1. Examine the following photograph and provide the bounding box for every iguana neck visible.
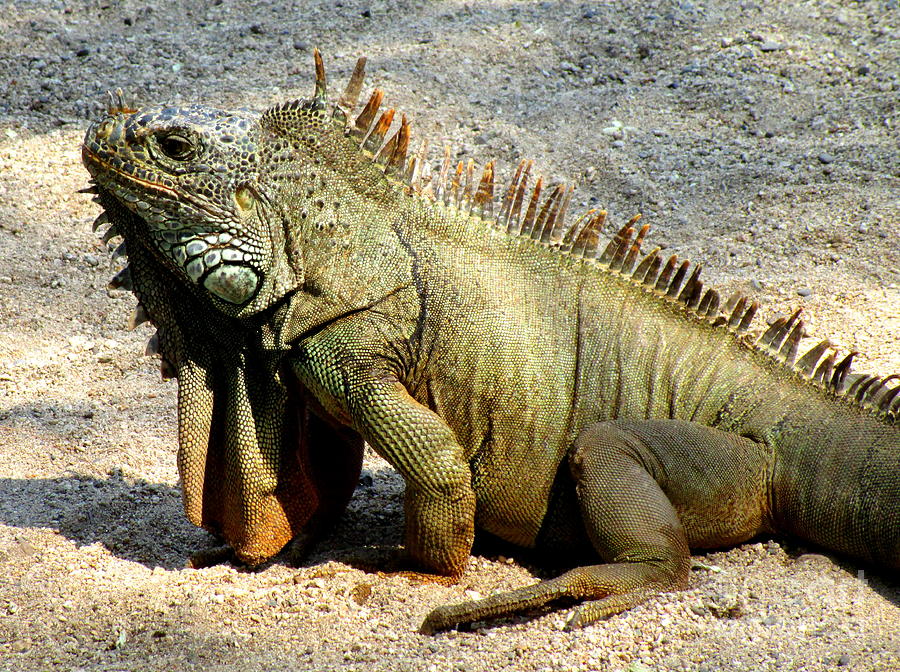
[271,166,422,345]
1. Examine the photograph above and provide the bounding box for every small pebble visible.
[817,152,835,164]
[797,287,812,297]
[759,41,784,52]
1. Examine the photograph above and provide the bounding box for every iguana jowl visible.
[81,51,900,632]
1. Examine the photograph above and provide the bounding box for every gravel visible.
[1,1,898,671]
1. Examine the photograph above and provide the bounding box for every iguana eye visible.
[156,133,196,161]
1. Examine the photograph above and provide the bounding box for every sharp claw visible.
[110,240,127,262]
[91,211,109,232]
[144,332,160,356]
[101,223,120,245]
[160,358,176,379]
[108,265,132,290]
[128,304,150,330]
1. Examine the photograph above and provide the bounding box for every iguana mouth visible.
[81,141,225,218]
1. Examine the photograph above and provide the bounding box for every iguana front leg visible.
[291,320,477,576]
[422,419,772,632]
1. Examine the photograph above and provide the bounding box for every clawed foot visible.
[379,569,458,587]
[186,544,235,569]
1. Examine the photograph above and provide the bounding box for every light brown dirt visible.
[1,1,898,670]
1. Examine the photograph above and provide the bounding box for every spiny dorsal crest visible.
[302,51,899,421]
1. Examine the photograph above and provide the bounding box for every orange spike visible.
[375,128,399,166]
[563,208,597,247]
[572,210,607,258]
[654,255,679,291]
[387,114,411,172]
[337,56,367,114]
[611,228,639,271]
[536,185,564,242]
[436,146,452,202]
[352,89,384,140]
[312,48,327,107]
[499,159,528,226]
[621,221,648,272]
[507,161,533,234]
[549,185,575,243]
[463,159,475,209]
[520,176,543,236]
[474,161,495,219]
[362,108,396,154]
[599,221,633,265]
[450,161,465,206]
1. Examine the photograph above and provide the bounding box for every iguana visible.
[80,51,900,633]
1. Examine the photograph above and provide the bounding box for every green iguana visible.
[80,51,899,633]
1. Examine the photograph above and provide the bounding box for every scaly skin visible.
[81,54,899,632]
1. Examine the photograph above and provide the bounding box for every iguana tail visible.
[770,406,900,568]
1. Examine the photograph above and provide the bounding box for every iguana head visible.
[82,54,415,330]
[82,101,282,311]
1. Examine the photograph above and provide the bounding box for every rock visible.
[817,152,835,164]
[759,41,785,52]
[797,287,812,297]
[705,592,746,618]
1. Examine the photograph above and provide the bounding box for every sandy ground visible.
[1,1,898,670]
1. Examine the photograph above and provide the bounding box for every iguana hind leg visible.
[422,419,773,633]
